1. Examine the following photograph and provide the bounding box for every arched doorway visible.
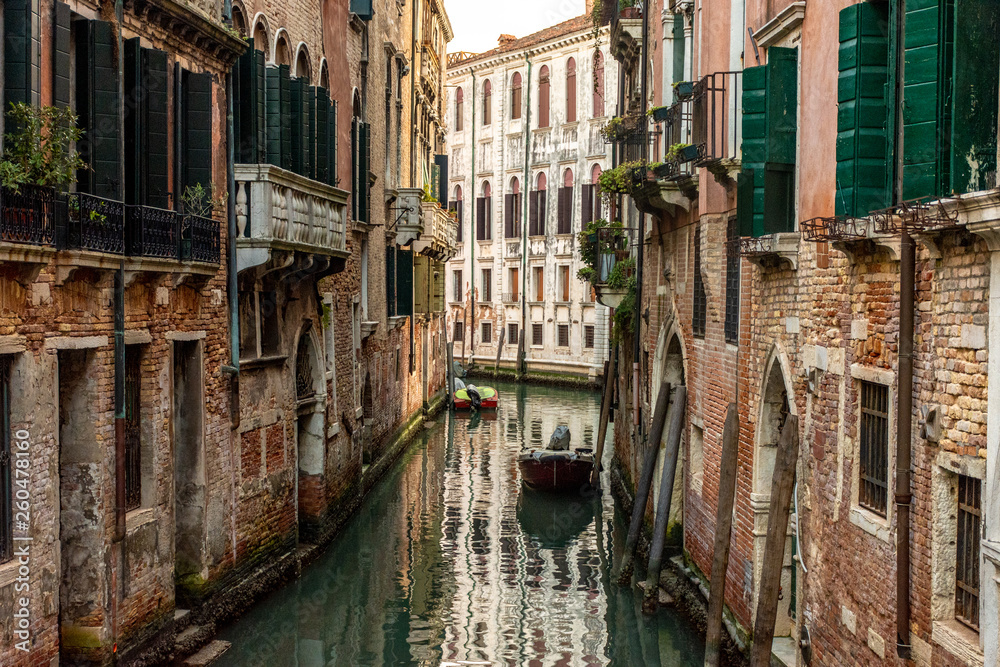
[652,327,686,548]
[295,328,324,535]
[753,351,797,640]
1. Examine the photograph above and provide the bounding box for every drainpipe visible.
[410,1,418,187]
[633,0,650,432]
[896,226,914,659]
[520,54,533,377]
[223,0,239,382]
[467,69,476,365]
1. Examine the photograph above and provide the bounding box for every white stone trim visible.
[44,336,108,350]
[847,364,896,541]
[0,335,27,355]
[754,2,806,50]
[166,330,207,341]
[124,330,152,345]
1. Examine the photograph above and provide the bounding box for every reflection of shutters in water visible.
[296,335,315,399]
[124,347,141,511]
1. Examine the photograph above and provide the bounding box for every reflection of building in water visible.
[437,398,608,664]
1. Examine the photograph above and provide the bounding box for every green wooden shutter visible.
[386,245,397,317]
[76,20,120,199]
[350,0,374,20]
[741,65,766,236]
[290,78,305,174]
[53,2,71,109]
[902,0,953,200]
[356,122,371,223]
[413,255,428,313]
[182,70,213,197]
[253,50,266,163]
[764,163,795,235]
[265,66,282,166]
[766,47,798,164]
[235,38,264,164]
[737,168,755,238]
[143,49,170,208]
[837,3,891,217]
[307,86,317,180]
[351,118,358,220]
[951,0,999,193]
[124,39,142,205]
[316,87,331,184]
[280,65,292,170]
[4,0,40,111]
[397,249,413,317]
[331,101,339,187]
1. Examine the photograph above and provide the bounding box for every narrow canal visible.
[216,382,704,666]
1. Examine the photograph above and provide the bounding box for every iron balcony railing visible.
[64,193,126,254]
[181,213,221,263]
[126,205,179,259]
[501,291,520,303]
[691,71,743,167]
[0,185,57,246]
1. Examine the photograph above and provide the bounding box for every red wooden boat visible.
[517,426,595,492]
[452,384,498,410]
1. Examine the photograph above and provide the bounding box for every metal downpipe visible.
[896,228,914,659]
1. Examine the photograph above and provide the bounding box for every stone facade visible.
[445,14,615,380]
[610,1,999,666]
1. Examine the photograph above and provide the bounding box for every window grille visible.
[693,225,706,338]
[955,474,981,631]
[481,321,492,344]
[481,269,492,302]
[532,323,543,346]
[124,346,142,511]
[584,325,595,349]
[453,270,463,302]
[859,381,889,515]
[725,216,740,344]
[0,358,11,563]
[557,324,569,347]
[453,320,464,342]
[508,323,519,346]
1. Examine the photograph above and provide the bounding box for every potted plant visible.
[647,105,672,123]
[649,161,673,179]
[619,0,641,18]
[667,142,699,163]
[672,80,694,99]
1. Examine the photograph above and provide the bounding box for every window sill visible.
[126,508,156,535]
[849,505,891,544]
[0,558,20,588]
[931,620,983,666]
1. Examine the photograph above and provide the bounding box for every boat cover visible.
[549,426,571,451]
[454,386,497,400]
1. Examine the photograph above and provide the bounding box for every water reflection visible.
[215,382,704,666]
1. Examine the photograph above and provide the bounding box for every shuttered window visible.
[124,40,169,208]
[234,38,266,164]
[738,47,797,238]
[836,3,892,217]
[511,72,522,120]
[290,79,308,176]
[396,249,413,317]
[725,216,740,344]
[476,196,491,240]
[584,325,595,349]
[481,321,492,344]
[4,0,40,110]
[181,69,214,200]
[693,225,706,338]
[508,323,519,346]
[566,58,577,123]
[529,190,546,236]
[532,323,543,346]
[455,88,464,132]
[52,2,71,109]
[350,0,374,20]
[482,80,492,126]
[75,19,120,199]
[557,187,573,234]
[557,324,569,348]
[352,118,371,224]
[453,270,463,302]
[538,66,550,128]
[386,246,397,317]
[481,268,492,302]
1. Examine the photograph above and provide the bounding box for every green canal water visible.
[216,382,705,666]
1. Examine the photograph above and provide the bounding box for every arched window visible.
[511,72,522,120]
[451,185,464,242]
[530,172,547,236]
[538,66,550,128]
[583,164,602,225]
[558,168,574,234]
[295,46,311,81]
[232,6,248,37]
[319,60,329,89]
[455,87,464,132]
[566,58,577,123]
[593,51,605,117]
[253,19,270,60]
[482,80,492,125]
[477,181,492,240]
[274,32,290,66]
[505,176,522,237]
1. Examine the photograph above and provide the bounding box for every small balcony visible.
[412,201,458,261]
[502,291,520,304]
[235,163,349,276]
[611,4,644,67]
[691,71,743,183]
[394,188,425,246]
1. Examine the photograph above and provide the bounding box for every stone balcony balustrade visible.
[412,201,458,260]
[235,163,350,276]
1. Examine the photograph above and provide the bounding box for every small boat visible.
[518,426,595,493]
[452,380,499,410]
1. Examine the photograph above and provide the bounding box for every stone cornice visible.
[753,1,806,50]
[446,26,609,76]
[127,0,247,67]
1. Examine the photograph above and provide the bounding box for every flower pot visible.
[679,144,700,162]
[673,81,694,99]
[652,163,673,178]
[595,285,628,309]
[620,7,641,19]
[650,106,671,123]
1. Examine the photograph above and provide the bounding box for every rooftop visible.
[446,14,597,70]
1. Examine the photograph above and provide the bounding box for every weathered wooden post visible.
[590,357,616,489]
[446,341,455,409]
[617,380,672,586]
[642,386,687,613]
[749,415,800,667]
[704,402,740,667]
[494,325,505,376]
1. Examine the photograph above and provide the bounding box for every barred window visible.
[557,324,569,347]
[584,325,595,349]
[481,321,492,344]
[859,381,889,515]
[453,270,463,303]
[693,225,706,338]
[0,358,11,563]
[453,320,464,342]
[124,345,142,511]
[725,216,740,344]
[508,323,519,346]
[955,475,981,631]
[481,268,492,302]
[532,323,543,346]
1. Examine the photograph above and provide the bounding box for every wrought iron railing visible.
[126,205,179,259]
[0,185,57,246]
[800,215,868,243]
[692,71,742,166]
[501,291,520,303]
[181,214,221,263]
[64,193,125,254]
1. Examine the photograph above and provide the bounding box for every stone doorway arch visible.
[294,325,325,535]
[651,322,686,547]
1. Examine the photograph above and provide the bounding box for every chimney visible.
[498,34,516,46]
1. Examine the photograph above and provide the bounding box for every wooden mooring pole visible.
[617,380,672,586]
[704,403,740,667]
[446,342,455,410]
[493,326,505,377]
[590,357,616,489]
[642,385,687,613]
[749,415,800,667]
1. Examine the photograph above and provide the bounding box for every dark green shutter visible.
[359,122,371,223]
[837,3,891,217]
[316,87,331,184]
[235,38,266,164]
[902,0,953,200]
[125,39,142,205]
[253,50,266,163]
[386,245,397,317]
[290,78,305,174]
[144,49,170,208]
[4,0,39,111]
[504,194,514,236]
[737,169,755,238]
[764,163,795,235]
[265,66,282,166]
[766,47,798,164]
[280,65,292,170]
[53,2,71,109]
[307,86,317,180]
[397,249,413,317]
[351,118,358,220]
[741,65,766,236]
[182,70,213,197]
[330,101,339,187]
[950,0,999,194]
[76,20,120,199]
[435,154,449,203]
[350,0,374,20]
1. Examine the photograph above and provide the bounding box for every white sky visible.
[443,0,588,54]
